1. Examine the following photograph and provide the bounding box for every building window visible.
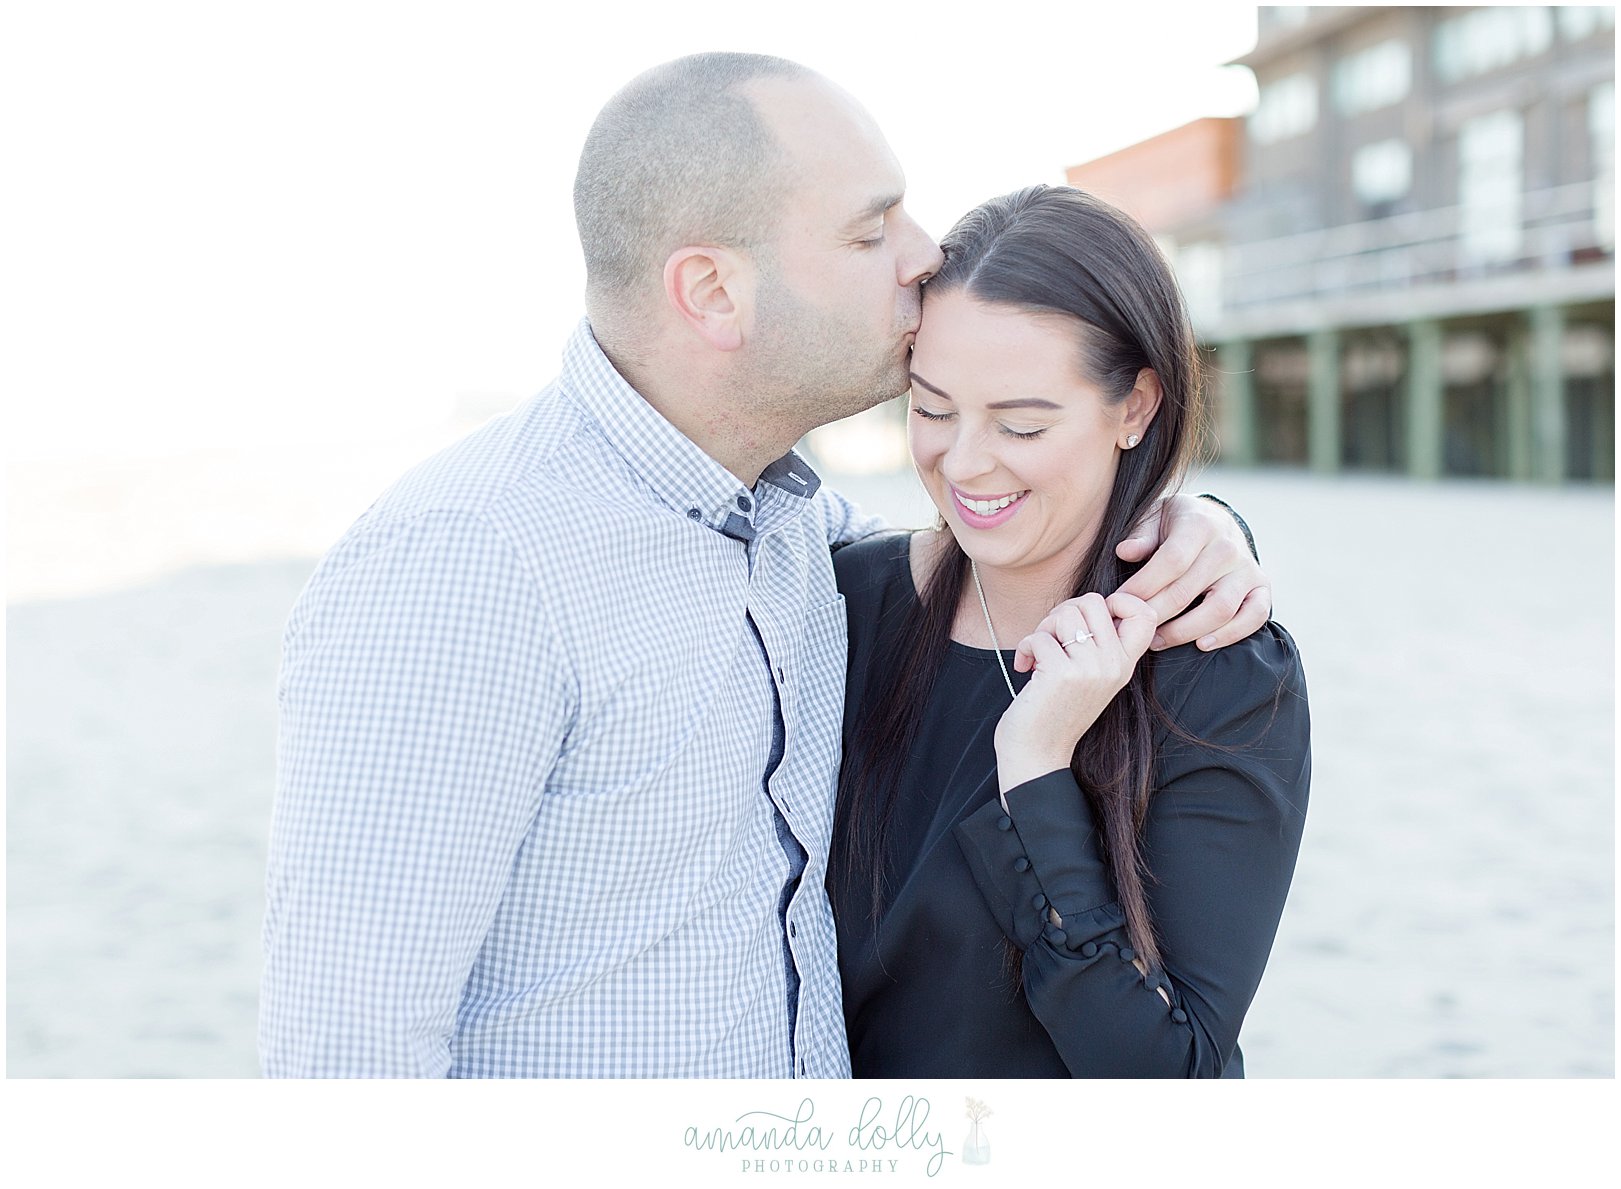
[1591,81,1614,248]
[1458,110,1524,265]
[1352,139,1414,206]
[1333,40,1413,116]
[1263,7,1312,33]
[1434,6,1554,82]
[1558,6,1616,41]
[1252,73,1318,144]
[1170,240,1224,328]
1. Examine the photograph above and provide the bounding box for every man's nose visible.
[897,212,944,286]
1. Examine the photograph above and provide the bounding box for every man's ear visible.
[663,246,748,351]
[1120,367,1164,447]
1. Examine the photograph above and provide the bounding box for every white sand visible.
[6,456,1613,1077]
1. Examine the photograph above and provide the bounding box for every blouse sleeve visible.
[952,622,1310,1077]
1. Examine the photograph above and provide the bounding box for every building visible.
[1072,5,1615,482]
[1066,117,1245,333]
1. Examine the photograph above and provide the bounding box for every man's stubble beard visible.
[741,267,915,437]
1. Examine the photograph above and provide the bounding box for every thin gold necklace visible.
[970,559,1019,702]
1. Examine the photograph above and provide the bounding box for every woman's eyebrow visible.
[910,371,1060,411]
[909,371,953,400]
[986,397,1061,410]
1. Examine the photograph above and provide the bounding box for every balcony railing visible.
[1195,180,1614,331]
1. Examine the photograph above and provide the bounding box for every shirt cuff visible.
[952,770,1122,951]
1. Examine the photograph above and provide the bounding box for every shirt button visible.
[1030,893,1047,911]
[686,508,702,520]
[736,494,752,511]
[1119,946,1137,963]
[996,816,1013,831]
[1171,1009,1188,1025]
[1080,942,1098,958]
[1013,857,1031,873]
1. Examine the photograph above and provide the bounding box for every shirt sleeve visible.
[260,509,575,1077]
[952,624,1309,1077]
[1195,492,1260,562]
[816,485,889,550]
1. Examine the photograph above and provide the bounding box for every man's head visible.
[574,53,803,322]
[573,53,943,455]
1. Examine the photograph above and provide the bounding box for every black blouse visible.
[830,532,1310,1078]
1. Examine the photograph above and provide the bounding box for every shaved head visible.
[573,52,812,339]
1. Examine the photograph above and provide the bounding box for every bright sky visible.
[8,1,1259,462]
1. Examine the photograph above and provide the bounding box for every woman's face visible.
[907,290,1156,587]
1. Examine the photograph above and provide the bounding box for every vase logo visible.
[962,1097,993,1167]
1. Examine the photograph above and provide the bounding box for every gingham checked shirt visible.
[261,320,876,1078]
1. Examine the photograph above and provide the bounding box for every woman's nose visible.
[941,430,993,485]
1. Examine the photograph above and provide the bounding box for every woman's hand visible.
[995,592,1158,796]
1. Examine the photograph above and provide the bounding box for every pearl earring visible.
[1125,434,1140,448]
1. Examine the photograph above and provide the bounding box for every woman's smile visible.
[950,486,1030,527]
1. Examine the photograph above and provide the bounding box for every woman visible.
[830,185,1310,1078]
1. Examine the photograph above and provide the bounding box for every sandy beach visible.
[6,447,1613,1077]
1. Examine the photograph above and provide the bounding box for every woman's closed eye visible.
[911,403,1049,440]
[998,423,1049,440]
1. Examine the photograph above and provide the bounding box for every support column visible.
[1529,304,1566,483]
[1504,324,1533,481]
[1216,339,1257,466]
[1307,328,1341,474]
[1405,319,1443,480]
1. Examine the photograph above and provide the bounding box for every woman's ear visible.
[1120,367,1164,448]
[662,246,748,351]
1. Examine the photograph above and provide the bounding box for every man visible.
[260,52,1269,1078]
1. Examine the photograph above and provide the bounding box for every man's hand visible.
[1112,493,1270,651]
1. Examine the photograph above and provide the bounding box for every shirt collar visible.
[560,319,822,542]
